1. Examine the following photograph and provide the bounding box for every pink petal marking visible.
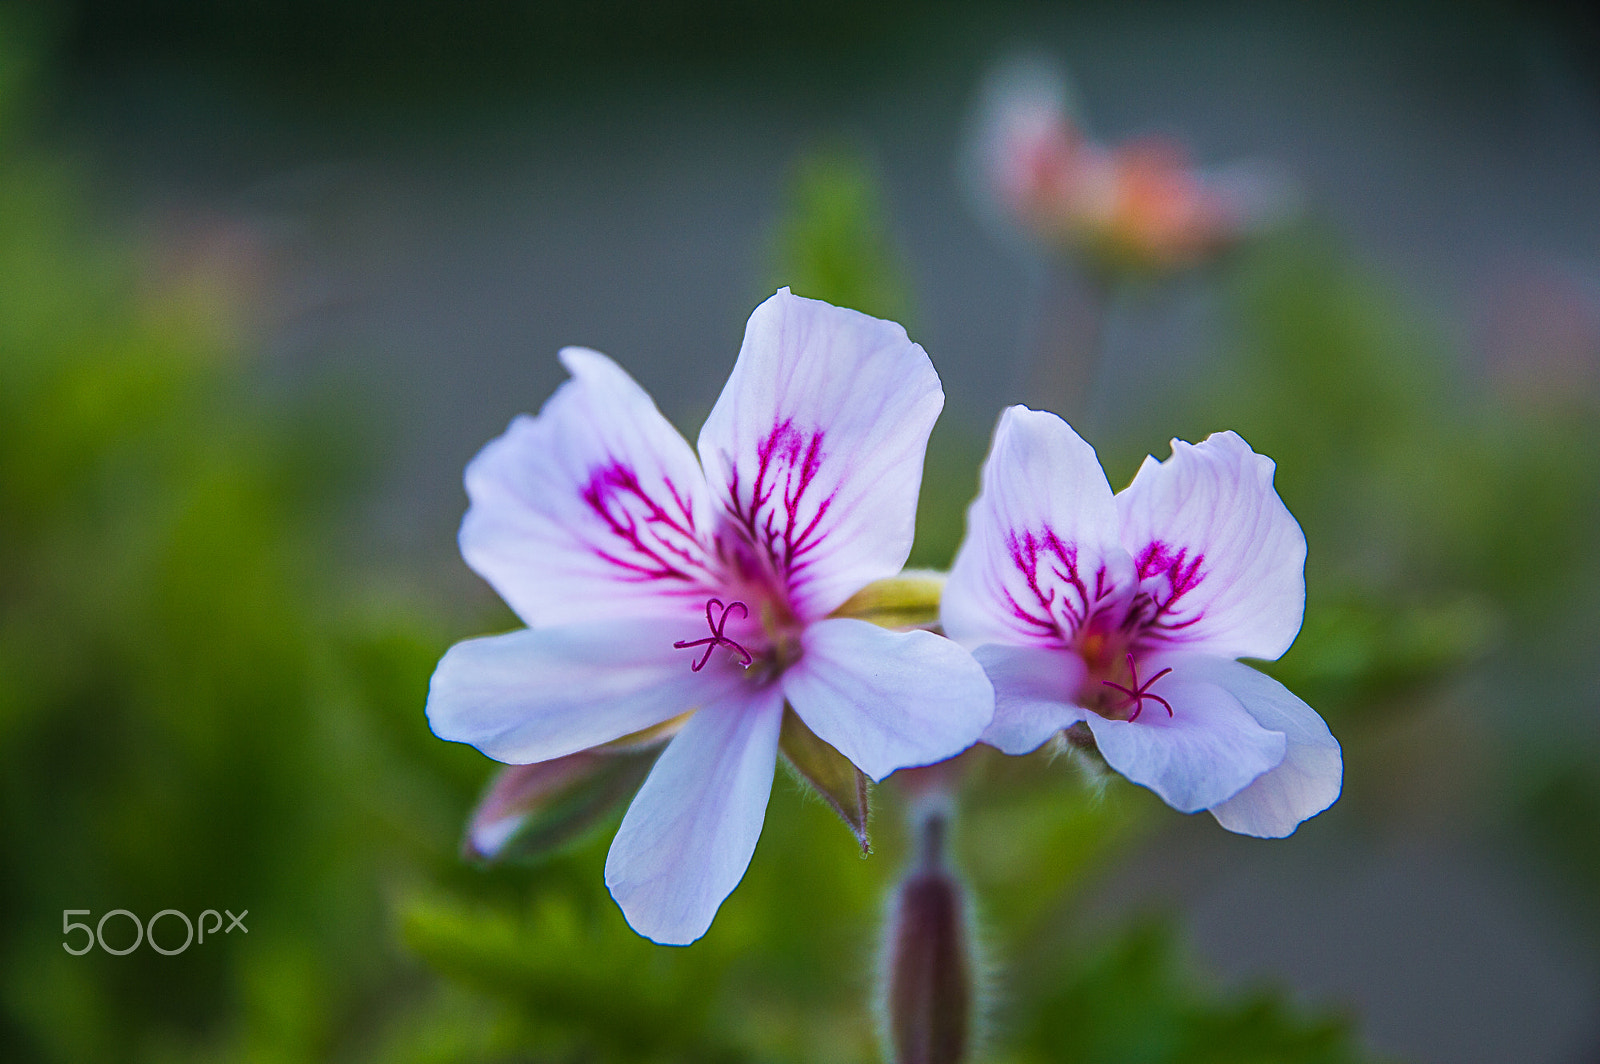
[720,420,834,588]
[1001,527,1119,642]
[1124,540,1207,644]
[1101,653,1174,722]
[673,598,754,672]
[582,460,712,585]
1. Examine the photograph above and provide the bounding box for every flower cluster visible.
[429,290,1340,944]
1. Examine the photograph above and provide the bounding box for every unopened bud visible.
[882,807,974,1064]
[463,747,656,862]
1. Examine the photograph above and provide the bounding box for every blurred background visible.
[2,1,1599,1061]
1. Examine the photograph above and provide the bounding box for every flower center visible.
[672,595,806,679]
[673,598,754,672]
[1098,653,1173,722]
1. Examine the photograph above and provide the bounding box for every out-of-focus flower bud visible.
[463,746,659,863]
[881,806,975,1064]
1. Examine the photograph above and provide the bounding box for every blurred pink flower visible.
[942,407,1340,836]
[428,289,992,943]
[980,64,1286,272]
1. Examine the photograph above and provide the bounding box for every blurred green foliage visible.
[0,34,479,1058]
[397,749,1376,1064]
[1181,233,1600,756]
[768,146,915,329]
[1019,922,1367,1064]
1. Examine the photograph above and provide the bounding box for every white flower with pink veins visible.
[942,407,1341,836]
[427,289,994,944]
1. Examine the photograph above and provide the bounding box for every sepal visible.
[831,570,946,630]
[779,706,872,853]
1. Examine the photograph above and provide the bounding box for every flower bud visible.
[881,808,974,1064]
[463,748,656,863]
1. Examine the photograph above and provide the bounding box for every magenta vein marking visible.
[722,420,835,586]
[582,460,709,584]
[1127,540,1208,642]
[1004,527,1122,639]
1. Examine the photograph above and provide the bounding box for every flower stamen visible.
[674,598,754,672]
[1101,653,1173,722]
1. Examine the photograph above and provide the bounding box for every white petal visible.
[426,620,743,765]
[604,686,784,945]
[781,618,994,782]
[1115,431,1306,661]
[973,643,1090,755]
[1085,660,1287,813]
[461,348,718,627]
[1173,657,1343,837]
[943,406,1134,649]
[696,290,945,620]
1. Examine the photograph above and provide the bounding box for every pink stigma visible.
[674,598,755,672]
[1102,653,1174,722]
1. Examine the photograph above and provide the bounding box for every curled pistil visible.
[674,598,754,672]
[1101,653,1173,721]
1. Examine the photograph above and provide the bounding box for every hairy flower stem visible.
[883,801,974,1064]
